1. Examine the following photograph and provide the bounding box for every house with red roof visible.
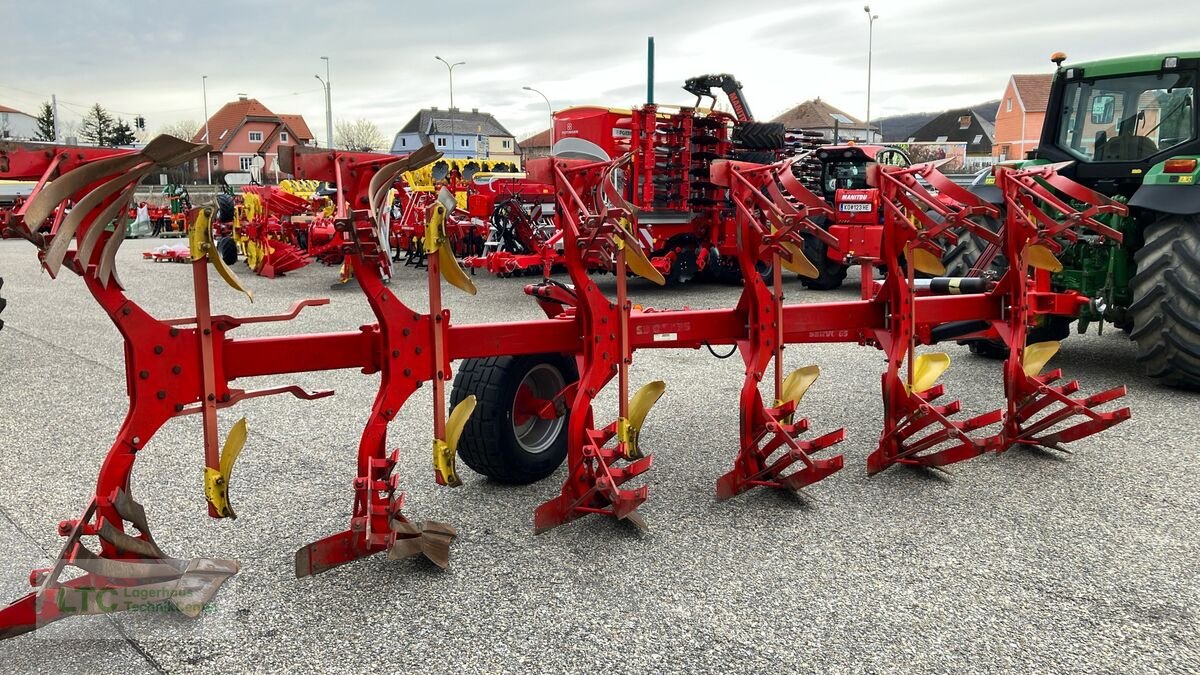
[993,74,1053,161]
[193,96,314,180]
[519,128,552,162]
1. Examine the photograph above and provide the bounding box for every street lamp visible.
[864,6,878,143]
[522,86,553,155]
[202,75,211,184]
[435,56,466,110]
[315,56,332,149]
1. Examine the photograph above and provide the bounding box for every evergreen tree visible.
[78,103,115,146]
[111,118,137,146]
[34,101,55,141]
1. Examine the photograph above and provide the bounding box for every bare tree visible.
[335,118,387,152]
[157,119,200,142]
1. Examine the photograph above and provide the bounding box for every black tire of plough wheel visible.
[451,353,580,484]
[965,315,1074,360]
[798,234,848,290]
[0,276,6,331]
[216,236,238,266]
[215,193,236,224]
[732,122,785,150]
[1129,216,1200,390]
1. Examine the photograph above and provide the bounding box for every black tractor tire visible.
[942,215,1006,277]
[730,150,776,165]
[798,234,848,290]
[216,236,238,266]
[1129,216,1200,389]
[215,193,236,224]
[732,122,785,151]
[666,246,699,285]
[450,353,579,484]
[0,276,6,331]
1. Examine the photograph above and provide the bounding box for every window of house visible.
[460,138,469,147]
[212,157,218,167]
[958,115,972,129]
[502,139,511,149]
[1006,98,1013,112]
[935,135,949,143]
[436,137,447,147]
[907,137,916,142]
[400,138,407,147]
[280,131,288,143]
[239,156,254,171]
[972,134,983,144]
[249,131,263,143]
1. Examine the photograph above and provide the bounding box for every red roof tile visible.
[193,98,314,148]
[1011,74,1053,113]
[279,114,313,140]
[0,104,29,115]
[519,128,551,148]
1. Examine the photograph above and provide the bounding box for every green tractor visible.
[958,51,1200,389]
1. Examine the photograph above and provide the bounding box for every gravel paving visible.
[0,237,1197,673]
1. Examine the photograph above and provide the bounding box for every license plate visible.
[839,203,872,212]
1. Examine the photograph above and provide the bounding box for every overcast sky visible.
[4,0,1197,143]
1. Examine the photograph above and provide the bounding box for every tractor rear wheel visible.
[941,216,1006,277]
[798,234,848,290]
[1129,216,1200,389]
[216,236,238,266]
[451,353,579,484]
[731,122,785,150]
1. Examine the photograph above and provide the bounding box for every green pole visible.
[647,36,655,104]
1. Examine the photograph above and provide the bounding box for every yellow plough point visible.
[204,417,248,519]
[778,365,821,422]
[434,395,477,487]
[1022,340,1061,378]
[619,380,667,459]
[910,247,947,277]
[780,242,820,279]
[190,206,253,302]
[909,352,951,394]
[1027,244,1064,273]
[425,188,477,295]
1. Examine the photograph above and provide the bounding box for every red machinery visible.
[0,136,1128,639]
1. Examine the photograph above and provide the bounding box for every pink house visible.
[193,96,314,180]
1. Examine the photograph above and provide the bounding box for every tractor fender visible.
[1129,184,1200,216]
[967,166,1001,205]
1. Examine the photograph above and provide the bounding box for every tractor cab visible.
[1035,53,1199,196]
[799,144,912,290]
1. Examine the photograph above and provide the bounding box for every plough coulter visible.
[0,135,1128,639]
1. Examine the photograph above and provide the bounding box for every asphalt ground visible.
[0,237,1196,673]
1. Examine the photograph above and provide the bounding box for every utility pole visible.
[321,56,332,149]
[51,94,60,142]
[202,75,211,184]
[864,6,878,143]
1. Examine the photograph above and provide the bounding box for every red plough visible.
[0,137,1130,640]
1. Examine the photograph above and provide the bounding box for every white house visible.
[0,105,40,140]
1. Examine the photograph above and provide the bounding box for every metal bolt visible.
[403,368,412,377]
[131,436,140,446]
[170,328,180,337]
[172,365,182,375]
[392,350,400,358]
[139,370,149,380]
[402,328,411,337]
[156,391,167,400]
[154,345,164,355]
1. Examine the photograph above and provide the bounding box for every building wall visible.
[993,81,1047,161]
[0,112,40,140]
[214,120,302,180]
